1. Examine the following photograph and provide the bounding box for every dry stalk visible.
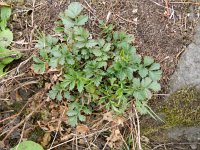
[49,109,66,149]
[15,121,26,150]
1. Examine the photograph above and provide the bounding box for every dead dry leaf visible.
[132,8,138,14]
[141,136,150,144]
[103,112,113,122]
[61,133,73,141]
[78,139,85,145]
[41,132,51,147]
[14,39,28,45]
[76,124,89,135]
[0,2,10,6]
[15,90,23,101]
[113,116,125,126]
[107,129,122,148]
[45,83,52,90]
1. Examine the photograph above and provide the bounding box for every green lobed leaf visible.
[78,114,86,122]
[102,43,111,52]
[92,49,102,56]
[0,6,11,30]
[39,49,48,60]
[143,56,154,66]
[49,57,58,68]
[46,35,59,46]
[149,63,160,71]
[69,80,76,90]
[67,110,78,116]
[97,39,105,47]
[61,16,74,29]
[149,70,162,81]
[56,92,63,101]
[68,116,78,127]
[48,89,58,99]
[149,81,161,92]
[0,29,13,48]
[64,91,71,99]
[76,15,88,25]
[11,141,43,150]
[132,78,141,89]
[59,56,65,65]
[138,68,148,78]
[1,6,11,21]
[126,67,134,80]
[86,39,98,48]
[135,100,148,115]
[65,2,83,19]
[133,91,146,101]
[77,80,84,93]
[75,36,85,42]
[33,63,45,74]
[141,77,152,88]
[83,107,92,114]
[118,71,126,81]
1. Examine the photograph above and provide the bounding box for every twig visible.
[106,11,112,23]
[120,133,129,150]
[81,4,98,21]
[102,137,109,150]
[31,0,36,27]
[153,94,169,96]
[129,116,136,150]
[48,123,119,150]
[0,73,25,84]
[0,97,30,133]
[83,0,95,12]
[0,114,18,124]
[13,80,38,91]
[164,0,170,17]
[76,131,78,150]
[176,49,185,59]
[149,0,166,8]
[49,109,66,149]
[133,104,142,150]
[82,135,92,150]
[170,2,200,5]
[0,54,32,79]
[16,56,32,73]
[115,14,137,24]
[92,122,110,144]
[15,121,26,150]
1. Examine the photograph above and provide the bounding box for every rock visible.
[141,87,200,146]
[170,22,200,92]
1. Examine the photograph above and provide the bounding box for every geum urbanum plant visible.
[33,2,162,126]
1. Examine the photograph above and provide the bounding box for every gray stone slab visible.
[170,22,200,92]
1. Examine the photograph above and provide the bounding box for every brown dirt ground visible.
[0,0,199,149]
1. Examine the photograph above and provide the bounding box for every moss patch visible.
[141,87,200,142]
[161,87,200,127]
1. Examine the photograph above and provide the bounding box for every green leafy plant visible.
[0,5,21,76]
[33,2,162,126]
[11,140,44,150]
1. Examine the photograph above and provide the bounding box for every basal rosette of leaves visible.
[33,2,162,126]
